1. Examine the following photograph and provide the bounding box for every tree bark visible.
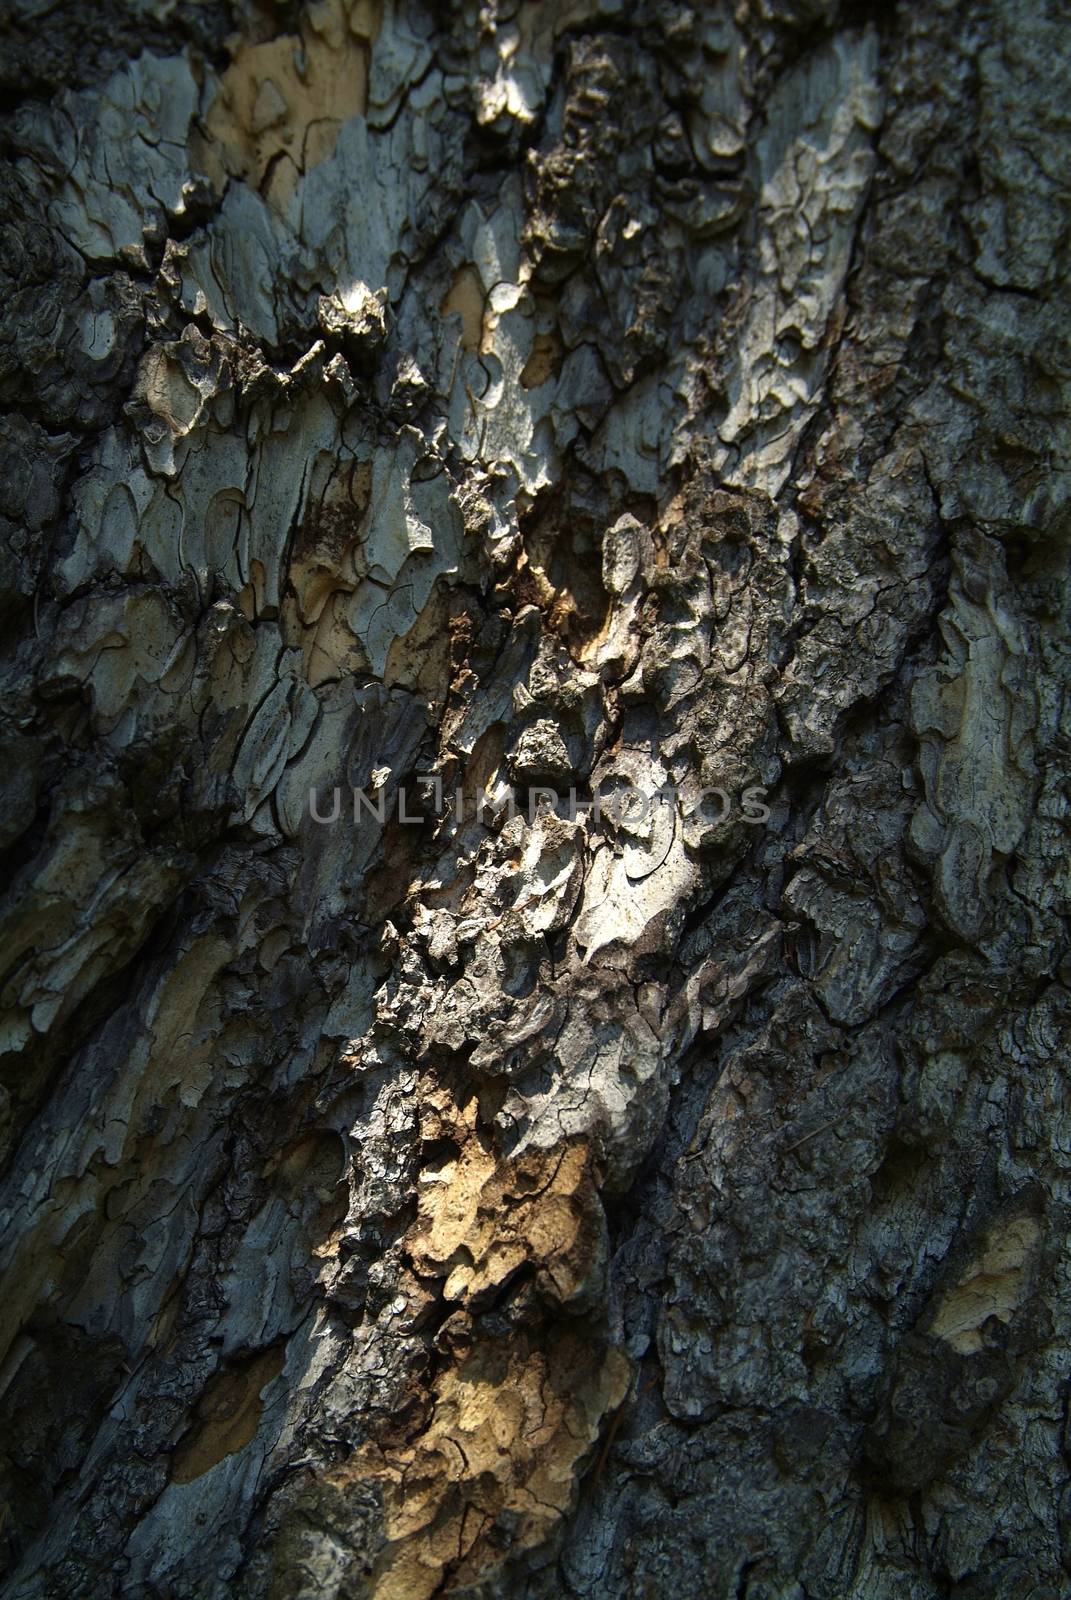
[0,0,1068,1596]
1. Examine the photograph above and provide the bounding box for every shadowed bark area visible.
[0,0,1068,1596]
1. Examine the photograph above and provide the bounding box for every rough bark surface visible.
[0,0,1068,1596]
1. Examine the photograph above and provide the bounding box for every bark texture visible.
[0,0,1068,1596]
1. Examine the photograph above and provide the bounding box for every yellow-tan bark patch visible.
[520,328,564,390]
[384,584,452,703]
[140,349,202,432]
[171,1344,285,1484]
[263,1102,625,1597]
[440,266,486,353]
[409,1098,602,1308]
[337,1331,630,1600]
[930,1212,1043,1354]
[194,0,380,207]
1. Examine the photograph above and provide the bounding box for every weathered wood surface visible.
[0,0,1068,1595]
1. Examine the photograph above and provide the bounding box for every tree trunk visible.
[0,0,1068,1595]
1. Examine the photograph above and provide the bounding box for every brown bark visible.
[0,0,1068,1596]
